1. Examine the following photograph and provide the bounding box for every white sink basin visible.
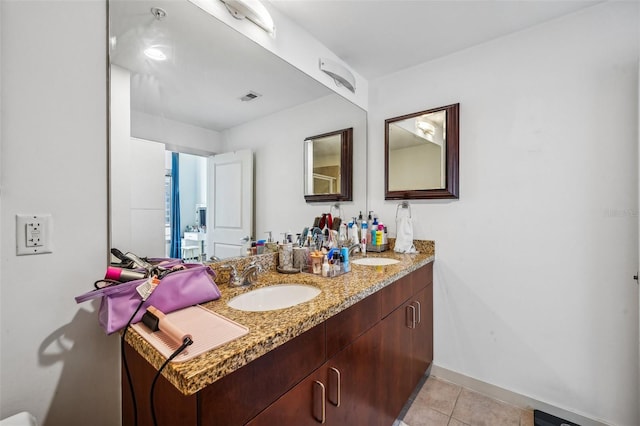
[351,257,400,266]
[228,284,321,312]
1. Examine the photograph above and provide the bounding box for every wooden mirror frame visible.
[304,127,353,203]
[385,103,459,200]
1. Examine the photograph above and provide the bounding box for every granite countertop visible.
[124,240,435,395]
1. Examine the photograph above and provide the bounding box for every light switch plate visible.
[16,214,53,255]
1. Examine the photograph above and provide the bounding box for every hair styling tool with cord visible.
[142,306,193,345]
[142,305,194,426]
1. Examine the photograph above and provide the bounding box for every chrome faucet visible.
[347,243,361,257]
[220,261,262,287]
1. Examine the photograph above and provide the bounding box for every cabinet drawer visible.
[380,274,413,318]
[198,323,326,426]
[411,262,433,293]
[326,291,381,358]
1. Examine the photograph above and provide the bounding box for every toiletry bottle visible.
[341,246,350,272]
[339,222,347,245]
[332,251,341,277]
[360,221,368,254]
[371,217,379,246]
[352,221,359,245]
[322,255,330,277]
[357,211,363,231]
[377,224,384,248]
[383,225,388,244]
[366,211,373,245]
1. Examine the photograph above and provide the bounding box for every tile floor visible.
[395,376,534,426]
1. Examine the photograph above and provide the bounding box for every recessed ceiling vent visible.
[240,91,262,102]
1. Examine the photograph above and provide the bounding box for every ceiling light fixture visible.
[319,58,356,94]
[416,121,435,136]
[144,46,167,61]
[220,0,276,35]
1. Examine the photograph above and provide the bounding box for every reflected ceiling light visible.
[220,0,276,35]
[319,58,356,93]
[144,46,167,61]
[416,120,435,136]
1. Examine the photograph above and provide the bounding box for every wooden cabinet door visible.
[410,284,433,383]
[246,366,328,426]
[250,326,386,426]
[199,323,326,426]
[378,300,414,424]
[326,323,384,426]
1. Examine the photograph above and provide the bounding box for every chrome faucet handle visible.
[240,261,262,286]
[219,264,239,286]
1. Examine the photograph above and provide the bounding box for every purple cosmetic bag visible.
[75,264,221,334]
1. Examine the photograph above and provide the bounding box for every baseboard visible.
[430,365,611,426]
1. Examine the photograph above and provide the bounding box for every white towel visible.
[394,216,418,253]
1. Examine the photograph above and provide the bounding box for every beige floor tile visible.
[412,376,462,416]
[451,388,521,426]
[519,409,534,426]
[404,405,451,426]
[448,418,469,426]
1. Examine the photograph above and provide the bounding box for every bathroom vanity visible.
[121,245,434,426]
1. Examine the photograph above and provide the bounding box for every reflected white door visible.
[208,150,253,259]
[111,137,166,258]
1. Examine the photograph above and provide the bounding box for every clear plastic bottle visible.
[322,255,330,277]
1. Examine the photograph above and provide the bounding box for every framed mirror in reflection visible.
[304,128,353,202]
[385,103,459,200]
[108,0,367,261]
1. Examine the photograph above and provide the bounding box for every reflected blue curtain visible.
[170,152,181,258]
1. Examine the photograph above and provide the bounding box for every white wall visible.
[223,93,367,240]
[0,2,119,426]
[132,110,223,156]
[369,3,639,425]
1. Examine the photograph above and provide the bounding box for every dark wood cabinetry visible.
[249,323,384,426]
[122,262,433,426]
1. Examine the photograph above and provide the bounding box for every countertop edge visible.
[124,249,435,395]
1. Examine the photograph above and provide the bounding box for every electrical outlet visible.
[25,221,43,247]
[16,214,53,255]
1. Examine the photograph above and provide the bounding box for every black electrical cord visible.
[149,337,193,426]
[121,299,146,426]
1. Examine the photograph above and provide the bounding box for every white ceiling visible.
[110,0,332,131]
[269,0,602,80]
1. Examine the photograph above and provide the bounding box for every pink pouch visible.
[75,264,221,334]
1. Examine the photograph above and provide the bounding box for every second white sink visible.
[351,257,400,266]
[228,284,321,312]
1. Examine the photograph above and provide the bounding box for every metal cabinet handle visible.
[414,301,421,325]
[313,380,326,424]
[329,367,341,407]
[406,305,416,329]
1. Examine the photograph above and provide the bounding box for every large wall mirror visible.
[108,0,367,261]
[385,103,459,200]
[304,128,353,202]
